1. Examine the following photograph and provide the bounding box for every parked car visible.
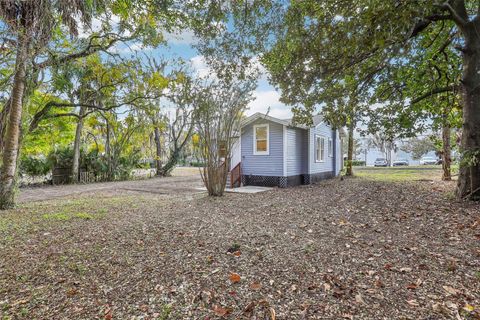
[393,158,409,166]
[419,156,438,165]
[374,158,388,167]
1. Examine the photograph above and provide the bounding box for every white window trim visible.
[315,134,325,163]
[328,138,333,157]
[253,124,269,155]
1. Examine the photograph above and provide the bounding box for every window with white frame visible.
[315,135,325,162]
[328,138,333,157]
[253,124,269,155]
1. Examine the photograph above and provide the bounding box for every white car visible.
[374,158,388,167]
[419,156,437,165]
[393,158,409,166]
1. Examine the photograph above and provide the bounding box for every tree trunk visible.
[442,121,452,181]
[346,121,354,176]
[0,36,29,210]
[105,121,113,180]
[160,148,180,176]
[72,106,86,182]
[153,126,162,176]
[0,98,12,155]
[456,30,480,200]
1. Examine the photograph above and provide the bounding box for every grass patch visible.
[42,211,96,221]
[354,166,447,182]
[73,212,94,220]
[42,212,71,221]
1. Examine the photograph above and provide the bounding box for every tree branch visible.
[435,1,469,28]
[410,85,459,104]
[34,33,136,70]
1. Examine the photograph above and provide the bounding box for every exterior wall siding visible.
[239,113,342,187]
[286,127,308,176]
[335,130,343,175]
[241,119,284,177]
[308,123,335,175]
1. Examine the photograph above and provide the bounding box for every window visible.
[328,138,333,157]
[315,135,325,162]
[253,124,269,155]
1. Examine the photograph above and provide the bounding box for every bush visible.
[351,160,366,166]
[82,149,108,174]
[189,161,205,167]
[48,146,74,168]
[19,155,50,177]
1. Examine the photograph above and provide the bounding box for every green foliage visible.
[48,146,74,168]
[460,149,480,169]
[19,156,50,177]
[351,160,366,167]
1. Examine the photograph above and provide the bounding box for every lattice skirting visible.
[242,171,335,188]
[242,175,286,188]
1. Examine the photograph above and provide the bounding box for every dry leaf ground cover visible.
[1,168,479,319]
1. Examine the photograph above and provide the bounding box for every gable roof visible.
[241,112,308,129]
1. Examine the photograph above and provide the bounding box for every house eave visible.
[241,112,308,130]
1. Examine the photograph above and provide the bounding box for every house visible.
[228,112,344,188]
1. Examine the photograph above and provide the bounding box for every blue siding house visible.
[231,112,344,188]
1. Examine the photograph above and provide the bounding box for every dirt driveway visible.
[18,167,204,203]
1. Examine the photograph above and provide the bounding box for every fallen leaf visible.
[463,304,475,312]
[104,306,113,320]
[407,299,419,307]
[213,305,230,317]
[233,251,241,257]
[443,286,458,295]
[445,301,458,310]
[229,272,241,283]
[249,282,262,290]
[243,301,256,313]
[66,288,78,297]
[269,307,276,320]
[11,299,28,307]
[375,279,384,288]
[406,283,418,290]
[355,293,365,304]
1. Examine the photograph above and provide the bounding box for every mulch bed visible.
[1,177,479,319]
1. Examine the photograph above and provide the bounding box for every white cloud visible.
[164,29,198,45]
[190,55,215,78]
[111,42,153,54]
[247,90,292,119]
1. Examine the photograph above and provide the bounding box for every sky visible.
[114,29,293,120]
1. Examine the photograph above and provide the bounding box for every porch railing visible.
[230,162,241,188]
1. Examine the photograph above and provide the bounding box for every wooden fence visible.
[52,167,156,185]
[79,171,109,184]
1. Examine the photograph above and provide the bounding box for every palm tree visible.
[0,0,95,209]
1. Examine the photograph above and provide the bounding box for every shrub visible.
[351,160,366,166]
[19,155,50,177]
[189,161,205,167]
[48,146,74,168]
